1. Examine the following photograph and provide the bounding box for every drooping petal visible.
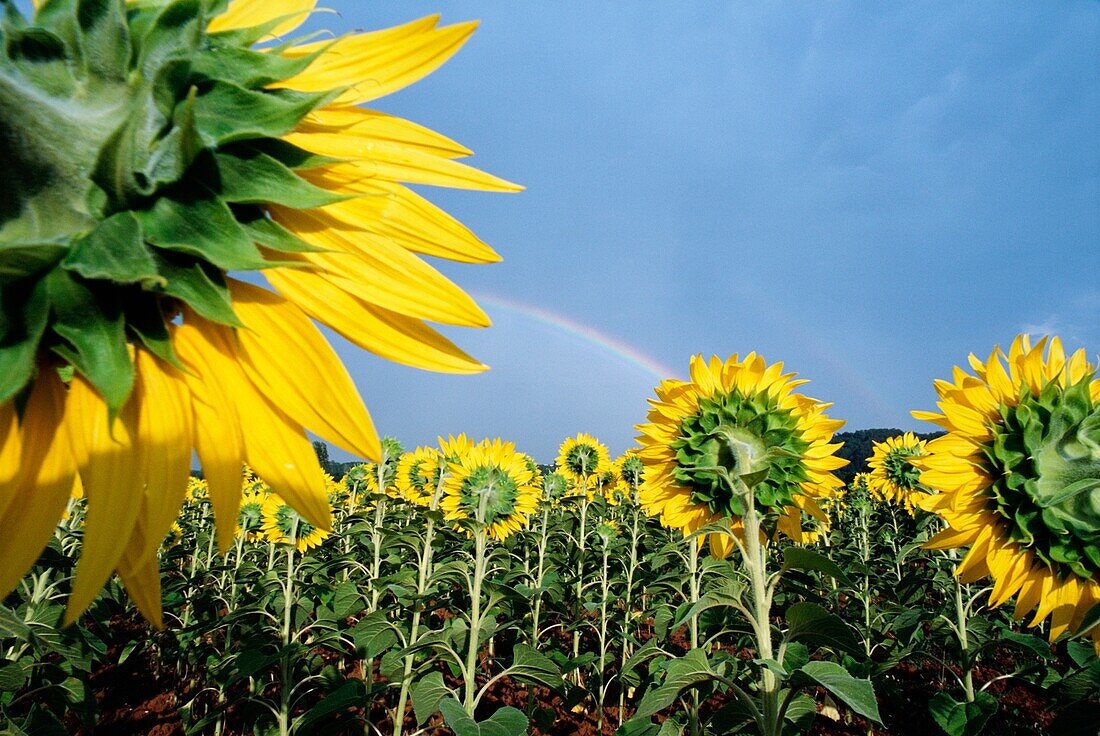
[65,373,145,625]
[175,319,247,553]
[0,373,77,599]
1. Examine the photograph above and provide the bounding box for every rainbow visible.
[471,292,681,382]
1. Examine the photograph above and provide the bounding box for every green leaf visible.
[784,602,863,656]
[62,211,163,285]
[928,691,998,736]
[1077,601,1100,636]
[783,691,819,730]
[997,630,1052,661]
[153,256,241,326]
[0,278,49,403]
[506,643,565,692]
[192,82,329,145]
[0,661,28,691]
[782,546,853,586]
[438,697,529,736]
[47,269,134,412]
[331,582,362,620]
[295,679,363,730]
[214,149,345,208]
[412,671,449,726]
[138,192,268,271]
[790,661,881,724]
[632,648,718,721]
[135,0,202,78]
[350,612,398,660]
[1066,640,1096,668]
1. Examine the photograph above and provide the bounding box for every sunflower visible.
[236,482,268,542]
[359,437,406,499]
[396,447,442,507]
[913,336,1100,652]
[261,493,330,553]
[636,354,847,558]
[867,433,930,514]
[162,523,184,550]
[556,434,612,495]
[440,439,540,542]
[609,452,643,506]
[0,0,517,624]
[540,471,569,507]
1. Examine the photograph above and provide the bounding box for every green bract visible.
[670,391,810,516]
[883,447,922,490]
[0,0,336,411]
[458,466,519,525]
[986,375,1100,579]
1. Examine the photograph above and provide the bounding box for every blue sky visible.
[302,2,1099,462]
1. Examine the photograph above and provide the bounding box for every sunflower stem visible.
[530,504,551,645]
[949,549,975,702]
[393,478,445,736]
[572,479,590,685]
[737,479,780,736]
[278,517,299,736]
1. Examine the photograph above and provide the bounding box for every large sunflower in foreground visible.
[636,354,847,558]
[556,433,612,494]
[913,336,1100,652]
[867,432,930,514]
[0,0,517,625]
[440,438,539,542]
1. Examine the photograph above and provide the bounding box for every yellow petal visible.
[0,401,22,521]
[65,373,147,624]
[279,18,479,105]
[188,316,332,532]
[228,279,380,460]
[300,107,473,159]
[175,319,247,554]
[270,208,491,327]
[116,540,165,630]
[129,350,193,568]
[207,0,316,38]
[267,267,487,374]
[300,174,501,263]
[0,373,77,599]
[283,130,522,192]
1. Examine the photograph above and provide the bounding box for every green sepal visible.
[124,291,182,369]
[134,0,203,79]
[62,211,164,286]
[73,0,132,81]
[240,213,326,254]
[153,254,242,326]
[137,190,268,270]
[46,269,134,413]
[0,241,68,285]
[0,278,49,403]
[191,81,330,145]
[191,41,318,88]
[213,149,347,208]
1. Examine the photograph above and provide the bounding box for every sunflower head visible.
[162,522,184,550]
[867,432,929,514]
[914,336,1100,651]
[186,476,209,504]
[261,493,330,553]
[596,519,620,546]
[396,446,441,507]
[440,438,539,541]
[556,433,611,487]
[0,0,518,626]
[540,471,569,505]
[636,354,846,558]
[237,483,267,542]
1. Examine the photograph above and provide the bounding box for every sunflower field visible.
[1,1,1098,735]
